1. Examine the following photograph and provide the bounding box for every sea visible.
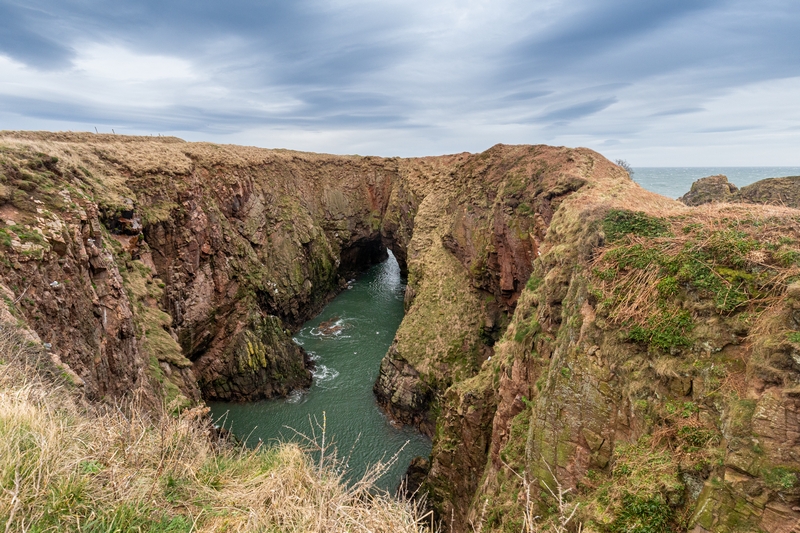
[632,167,800,199]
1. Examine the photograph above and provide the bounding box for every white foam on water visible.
[312,364,340,383]
[309,318,348,338]
[285,389,306,404]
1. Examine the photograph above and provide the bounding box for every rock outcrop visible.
[3,131,800,532]
[679,174,739,205]
[738,175,800,208]
[0,132,410,404]
[681,173,800,208]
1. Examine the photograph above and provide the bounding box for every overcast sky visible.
[1,0,799,165]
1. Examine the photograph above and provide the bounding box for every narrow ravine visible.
[209,251,431,491]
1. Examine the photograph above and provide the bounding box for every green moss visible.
[140,201,180,225]
[513,318,539,343]
[525,274,543,292]
[603,210,670,243]
[763,466,798,491]
[599,223,779,332]
[627,309,694,350]
[498,409,530,466]
[729,399,757,435]
[609,494,674,533]
[788,332,800,344]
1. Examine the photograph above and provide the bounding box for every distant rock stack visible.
[678,174,738,205]
[680,174,800,208]
[736,175,800,208]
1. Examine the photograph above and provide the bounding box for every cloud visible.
[649,107,705,117]
[696,125,758,133]
[72,45,196,82]
[537,97,618,123]
[0,0,798,164]
[499,90,552,102]
[0,3,74,69]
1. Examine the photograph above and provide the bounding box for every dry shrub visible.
[0,324,430,533]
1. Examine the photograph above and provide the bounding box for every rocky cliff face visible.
[441,175,800,532]
[2,131,800,532]
[0,132,414,405]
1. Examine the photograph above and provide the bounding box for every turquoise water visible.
[633,167,800,199]
[209,251,431,492]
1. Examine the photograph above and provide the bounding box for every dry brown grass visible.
[0,323,430,533]
[592,204,800,329]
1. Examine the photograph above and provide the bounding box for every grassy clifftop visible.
[0,323,428,533]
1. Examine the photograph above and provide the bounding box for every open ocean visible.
[632,168,800,200]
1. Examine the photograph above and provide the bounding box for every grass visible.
[593,210,800,352]
[762,466,798,491]
[571,436,683,531]
[602,210,670,243]
[626,309,694,350]
[608,494,673,533]
[0,323,430,533]
[3,225,47,246]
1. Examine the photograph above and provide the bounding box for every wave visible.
[309,317,347,337]
[312,364,339,383]
[285,389,307,404]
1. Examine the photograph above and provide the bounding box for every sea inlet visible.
[209,251,431,491]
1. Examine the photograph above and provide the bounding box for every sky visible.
[1,0,799,165]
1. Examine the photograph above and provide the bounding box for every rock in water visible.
[679,174,738,205]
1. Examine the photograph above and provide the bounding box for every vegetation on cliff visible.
[4,131,800,532]
[0,323,428,532]
[468,196,800,532]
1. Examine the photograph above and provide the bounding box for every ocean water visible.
[209,251,431,492]
[632,167,800,199]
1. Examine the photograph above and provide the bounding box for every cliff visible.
[2,131,799,532]
[0,131,417,406]
[0,321,428,532]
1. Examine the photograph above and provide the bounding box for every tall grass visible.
[0,324,430,532]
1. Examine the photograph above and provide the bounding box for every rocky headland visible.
[2,131,799,532]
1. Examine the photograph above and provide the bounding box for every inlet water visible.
[209,251,431,491]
